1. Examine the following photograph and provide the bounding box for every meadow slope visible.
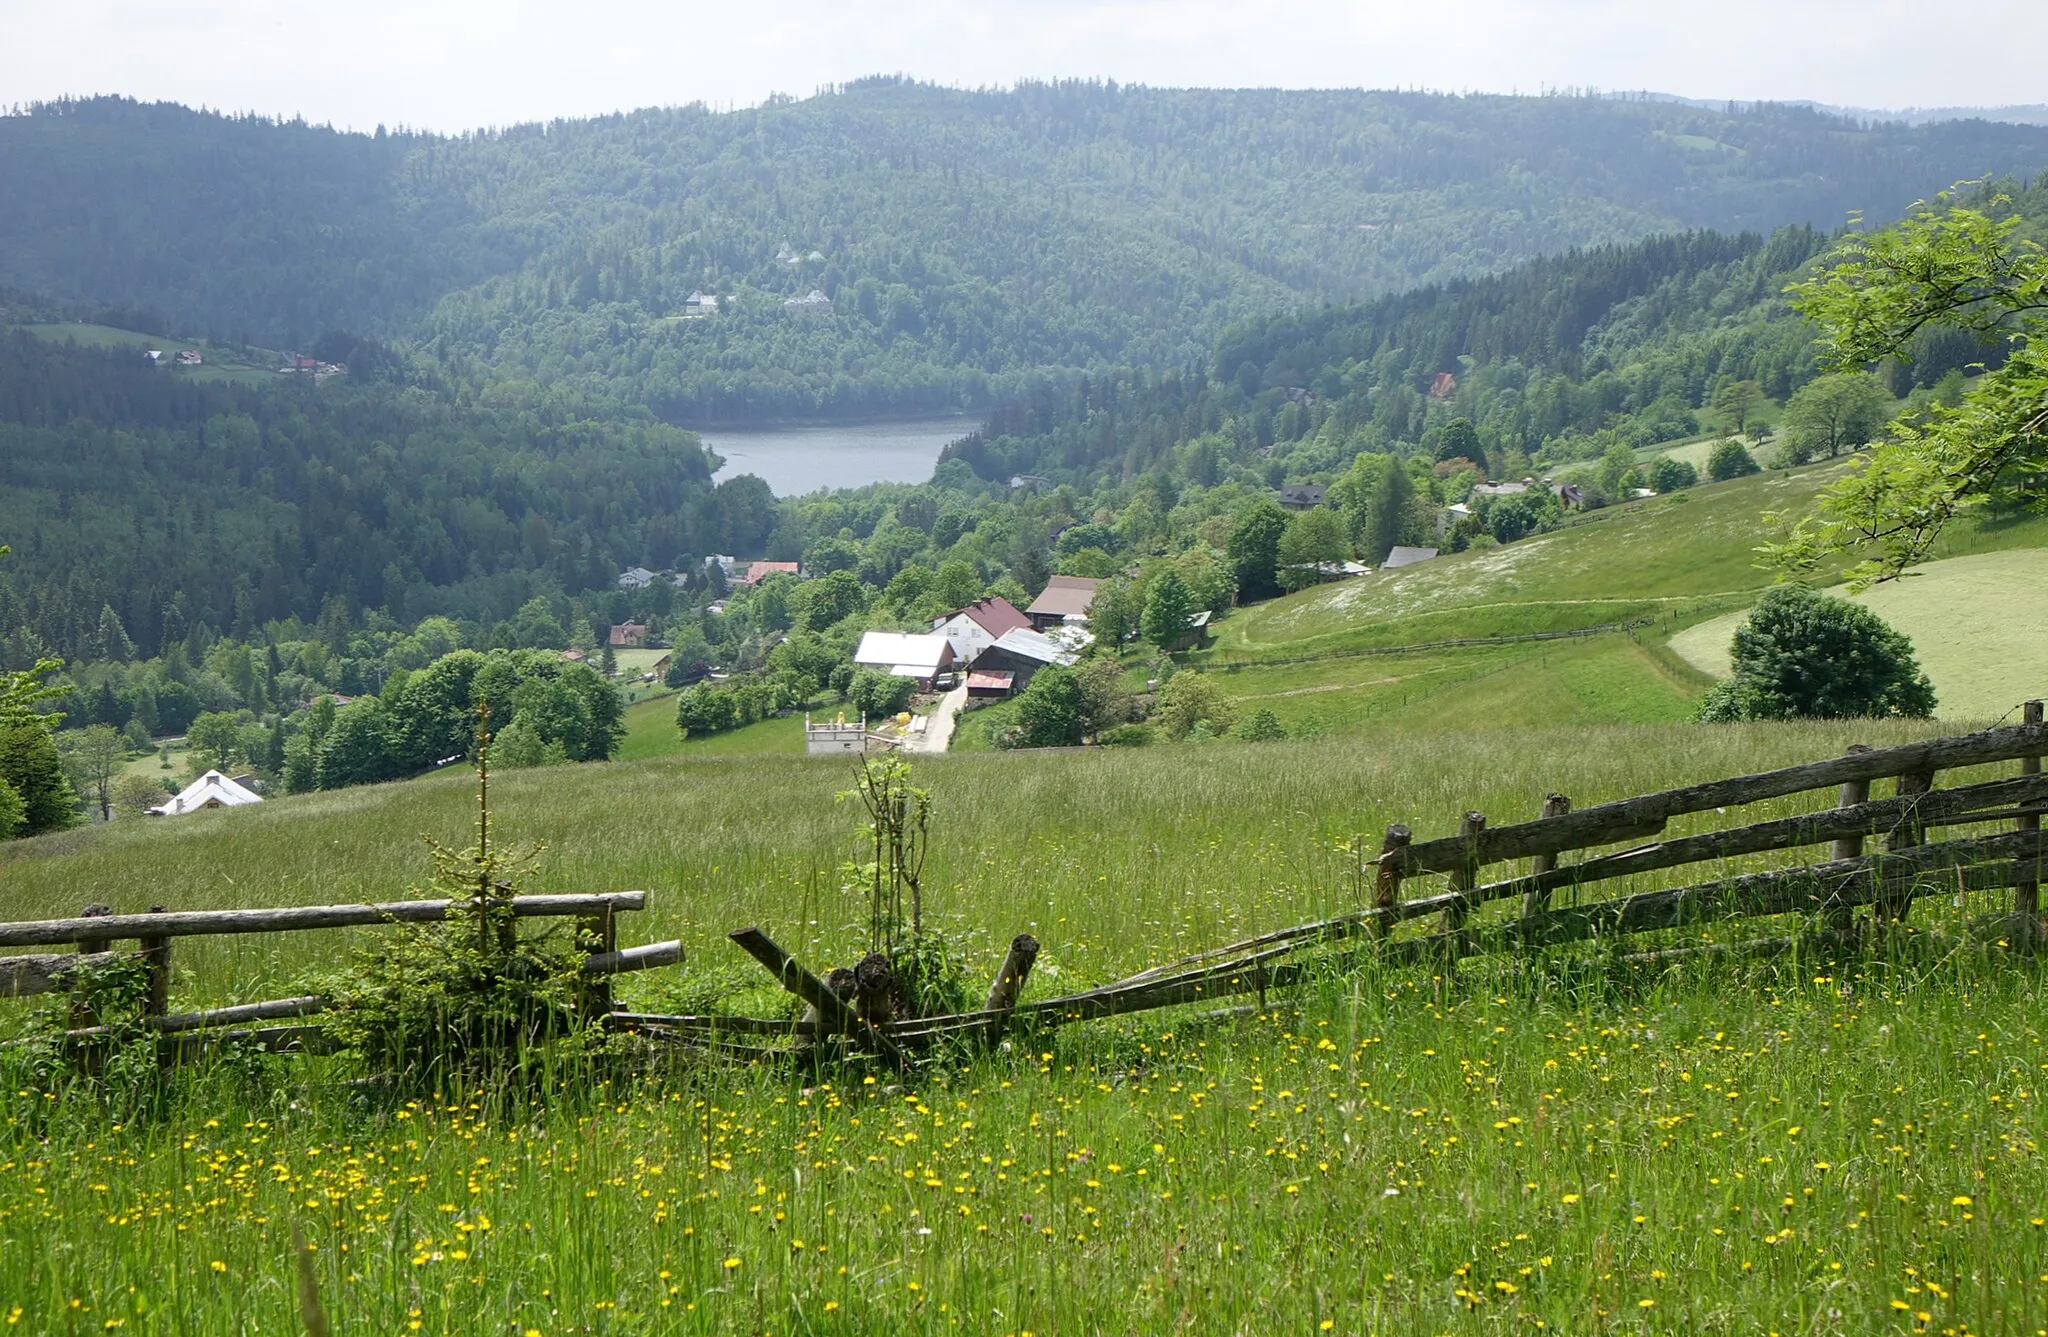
[5,721,2048,1334]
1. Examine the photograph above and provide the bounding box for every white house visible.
[151,771,262,816]
[852,631,955,688]
[929,597,1033,667]
[617,566,658,590]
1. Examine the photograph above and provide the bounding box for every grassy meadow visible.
[6,721,2048,1332]
[1191,461,2048,737]
[1672,548,2048,722]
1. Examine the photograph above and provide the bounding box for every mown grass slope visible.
[1671,546,2048,721]
[1196,459,2048,735]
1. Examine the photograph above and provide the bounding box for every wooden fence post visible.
[1522,794,1572,919]
[139,906,171,1021]
[2018,701,2044,948]
[1370,825,1410,940]
[1827,745,1872,932]
[70,904,113,1032]
[981,934,1041,1046]
[1441,812,1486,945]
[1876,768,1937,926]
[728,927,905,1067]
[579,905,617,1020]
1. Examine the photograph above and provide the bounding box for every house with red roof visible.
[930,596,1032,666]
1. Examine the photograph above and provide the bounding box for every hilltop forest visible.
[8,83,2048,421]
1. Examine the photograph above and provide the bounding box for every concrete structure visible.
[805,715,872,755]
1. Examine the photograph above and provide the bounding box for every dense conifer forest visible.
[7,83,2048,421]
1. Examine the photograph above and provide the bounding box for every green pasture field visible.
[6,721,2048,1332]
[1211,463,1855,665]
[19,322,280,385]
[1670,547,2048,723]
[618,696,807,762]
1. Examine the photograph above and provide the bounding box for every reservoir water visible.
[701,417,974,496]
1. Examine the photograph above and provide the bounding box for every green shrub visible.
[848,668,916,720]
[1706,439,1761,481]
[1645,456,1699,492]
[1237,708,1287,742]
[1006,665,1087,748]
[1695,585,1936,722]
[314,744,594,1089]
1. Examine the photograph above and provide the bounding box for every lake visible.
[701,418,975,496]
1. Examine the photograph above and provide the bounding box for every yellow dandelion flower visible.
[723,1256,741,1270]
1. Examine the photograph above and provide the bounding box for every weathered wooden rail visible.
[614,704,2048,1065]
[0,891,675,1056]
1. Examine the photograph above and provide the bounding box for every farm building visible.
[852,631,955,688]
[608,622,649,648]
[931,596,1032,665]
[969,627,1078,695]
[151,771,262,817]
[1025,575,1102,630]
[1157,608,1214,653]
[735,561,801,587]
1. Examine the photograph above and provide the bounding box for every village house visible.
[608,622,649,649]
[175,349,203,366]
[735,560,802,587]
[683,291,721,318]
[1382,545,1439,569]
[151,770,262,817]
[1276,484,1327,511]
[616,566,659,590]
[1025,575,1102,631]
[968,627,1079,697]
[1471,479,1532,498]
[930,596,1032,666]
[783,289,832,313]
[852,631,955,689]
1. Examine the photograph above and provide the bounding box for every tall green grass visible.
[6,723,2046,1333]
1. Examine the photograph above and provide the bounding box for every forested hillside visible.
[8,84,2048,420]
[0,333,763,665]
[948,173,2048,489]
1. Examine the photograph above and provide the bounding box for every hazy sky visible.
[4,0,2042,133]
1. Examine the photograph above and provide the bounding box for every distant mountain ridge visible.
[1607,91,2048,127]
[6,82,2048,422]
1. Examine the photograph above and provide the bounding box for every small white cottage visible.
[151,770,263,816]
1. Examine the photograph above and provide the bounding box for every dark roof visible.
[1277,484,1327,507]
[952,596,1032,638]
[1025,575,1101,619]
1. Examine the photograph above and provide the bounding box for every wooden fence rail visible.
[0,892,673,1053]
[613,705,2048,1066]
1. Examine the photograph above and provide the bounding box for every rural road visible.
[907,682,968,753]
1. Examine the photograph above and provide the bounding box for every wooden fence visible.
[614,703,2048,1065]
[5,706,2044,1070]
[0,891,673,1058]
